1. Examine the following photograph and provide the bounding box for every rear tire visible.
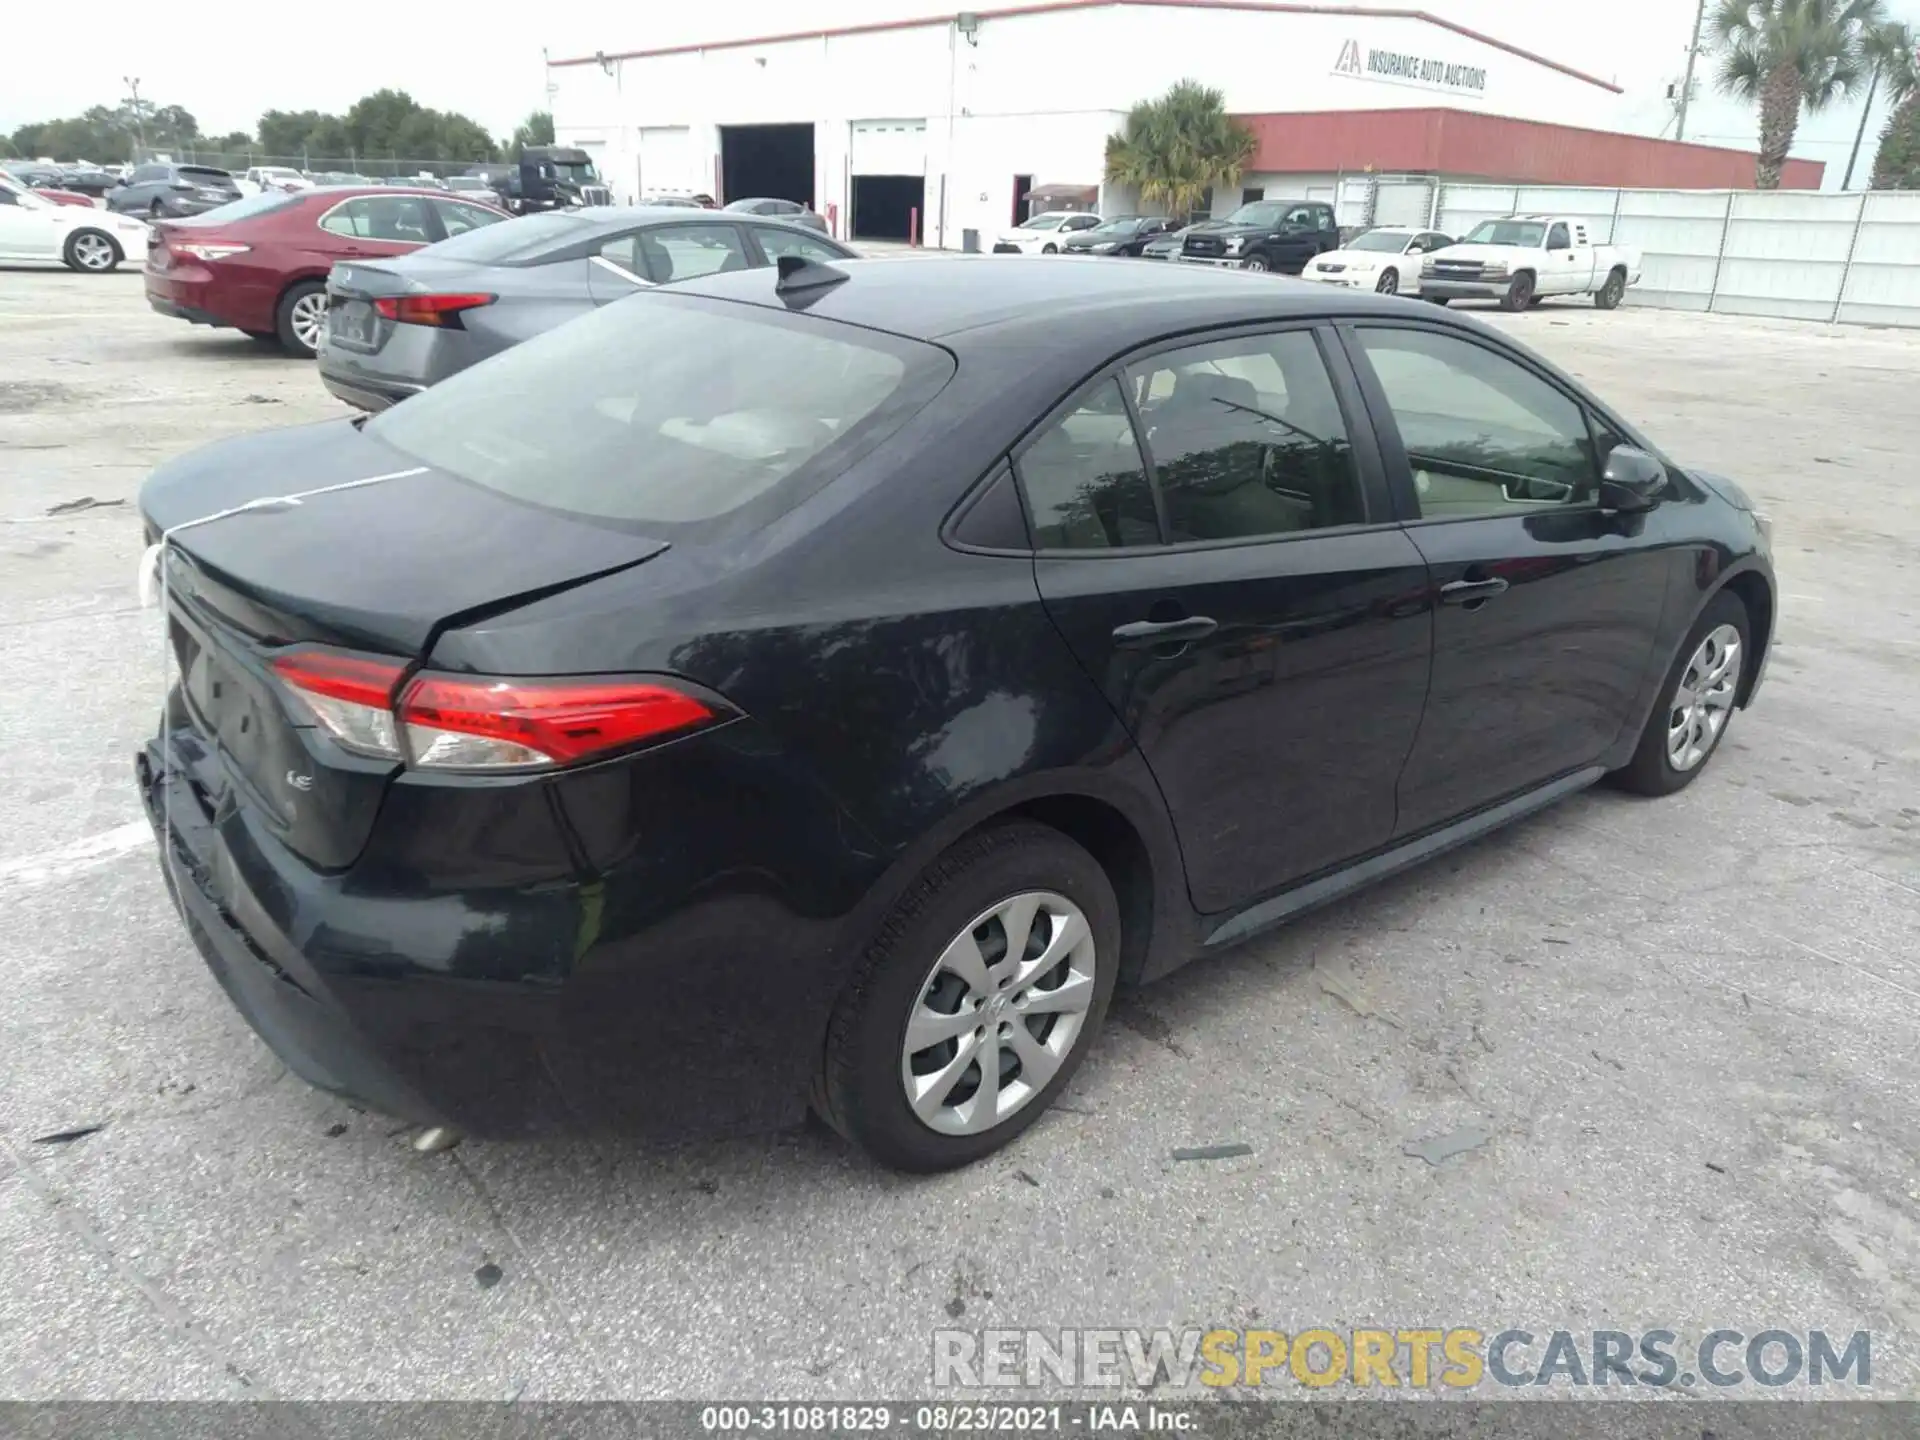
[274,281,328,358]
[1609,591,1751,797]
[62,230,121,273]
[1595,267,1628,310]
[1501,271,1536,311]
[814,821,1120,1171]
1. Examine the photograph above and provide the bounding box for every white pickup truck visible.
[1418,214,1640,311]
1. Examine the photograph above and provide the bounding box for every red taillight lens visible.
[373,293,496,328]
[269,648,720,771]
[399,676,716,770]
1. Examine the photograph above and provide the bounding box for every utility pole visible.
[1675,0,1708,141]
[1843,63,1882,189]
[123,75,147,160]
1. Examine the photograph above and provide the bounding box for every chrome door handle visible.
[1439,578,1510,606]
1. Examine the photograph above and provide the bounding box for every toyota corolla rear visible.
[137,289,955,1139]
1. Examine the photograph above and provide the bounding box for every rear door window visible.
[319,195,437,243]
[433,199,504,236]
[638,224,751,282]
[1013,379,1161,550]
[365,294,953,537]
[753,228,845,264]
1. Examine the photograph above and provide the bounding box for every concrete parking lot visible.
[2,265,1917,1402]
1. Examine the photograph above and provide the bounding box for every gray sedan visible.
[316,206,856,412]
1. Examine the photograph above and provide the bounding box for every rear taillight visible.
[176,242,251,261]
[270,649,721,771]
[373,293,496,328]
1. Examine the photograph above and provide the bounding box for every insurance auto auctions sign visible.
[1334,37,1489,93]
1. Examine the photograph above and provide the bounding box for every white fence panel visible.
[1837,191,1920,327]
[1713,191,1863,322]
[1425,183,1920,328]
[1435,184,1521,241]
[1615,189,1733,312]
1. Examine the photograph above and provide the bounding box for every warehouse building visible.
[546,0,1819,246]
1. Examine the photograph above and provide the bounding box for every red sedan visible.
[145,186,508,357]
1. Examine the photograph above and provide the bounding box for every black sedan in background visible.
[1061,215,1181,256]
[138,257,1773,1170]
[317,207,855,411]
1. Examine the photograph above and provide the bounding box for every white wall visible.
[552,2,1622,241]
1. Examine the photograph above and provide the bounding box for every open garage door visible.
[637,126,694,201]
[720,124,815,208]
[849,119,927,242]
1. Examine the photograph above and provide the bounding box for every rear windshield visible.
[176,191,306,225]
[180,166,238,186]
[366,293,955,536]
[424,210,592,263]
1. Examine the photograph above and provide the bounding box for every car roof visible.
[671,254,1433,347]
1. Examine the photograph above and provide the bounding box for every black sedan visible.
[1060,215,1181,256]
[136,257,1774,1170]
[318,207,856,411]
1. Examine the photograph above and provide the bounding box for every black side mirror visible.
[1598,445,1667,512]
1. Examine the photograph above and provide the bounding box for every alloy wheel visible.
[899,891,1097,1137]
[1240,254,1270,272]
[71,233,116,271]
[289,291,329,352]
[1376,268,1398,295]
[1667,623,1742,772]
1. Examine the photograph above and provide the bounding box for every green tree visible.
[1104,80,1255,219]
[509,110,554,157]
[1864,20,1920,185]
[1711,0,1887,187]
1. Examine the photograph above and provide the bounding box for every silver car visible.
[317,206,855,412]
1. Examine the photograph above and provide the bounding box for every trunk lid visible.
[324,255,489,354]
[142,420,669,870]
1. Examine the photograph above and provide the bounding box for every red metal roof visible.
[1239,108,1826,188]
[550,0,1620,93]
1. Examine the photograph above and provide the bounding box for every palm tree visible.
[1844,19,1917,184]
[1864,20,1920,184]
[1711,0,1887,187]
[1104,80,1255,220]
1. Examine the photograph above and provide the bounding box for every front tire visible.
[1240,253,1272,272]
[1609,591,1750,797]
[814,821,1120,1171]
[1375,268,1399,295]
[1501,271,1536,311]
[1596,268,1627,310]
[1041,243,1058,254]
[274,280,328,358]
[63,230,121,273]
[1426,295,1450,306]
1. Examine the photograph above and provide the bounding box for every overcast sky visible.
[5,0,1914,182]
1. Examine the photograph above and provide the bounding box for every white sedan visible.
[0,173,150,272]
[1301,227,1453,297]
[991,210,1104,255]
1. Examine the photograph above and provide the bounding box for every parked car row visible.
[134,245,1772,1170]
[995,200,1642,311]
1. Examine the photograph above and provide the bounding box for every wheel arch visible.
[1718,565,1775,706]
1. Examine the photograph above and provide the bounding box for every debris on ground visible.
[45,496,124,515]
[1015,1169,1041,1187]
[32,1124,106,1145]
[1172,1143,1253,1162]
[474,1262,504,1290]
[1402,1125,1493,1167]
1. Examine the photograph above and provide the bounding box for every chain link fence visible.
[138,149,503,183]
